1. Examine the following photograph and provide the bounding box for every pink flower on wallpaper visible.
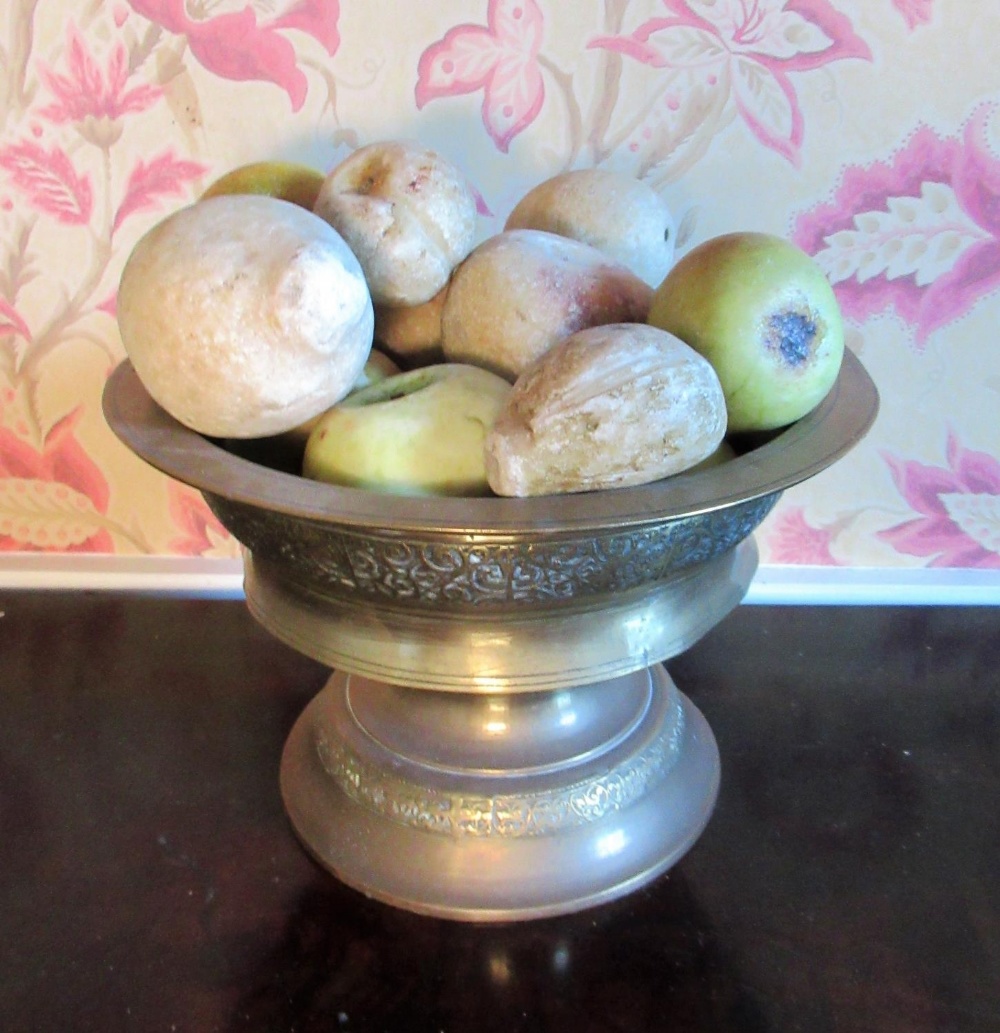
[589,0,871,165]
[0,141,93,225]
[128,0,340,112]
[167,484,233,558]
[112,150,208,235]
[416,0,545,153]
[879,432,1000,568]
[0,408,113,553]
[38,24,161,145]
[794,104,1000,348]
[766,506,842,565]
[892,0,935,30]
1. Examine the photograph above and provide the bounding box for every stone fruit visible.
[442,229,653,381]
[117,194,373,438]
[303,364,511,496]
[648,232,844,432]
[313,140,477,307]
[374,285,448,368]
[201,160,325,209]
[505,168,676,287]
[485,323,727,496]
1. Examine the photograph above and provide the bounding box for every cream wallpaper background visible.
[1,0,999,589]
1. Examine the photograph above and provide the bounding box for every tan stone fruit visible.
[374,285,448,368]
[505,168,676,287]
[485,323,727,496]
[441,230,653,381]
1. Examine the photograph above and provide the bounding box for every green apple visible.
[279,349,401,448]
[201,160,326,210]
[648,232,844,432]
[303,363,511,496]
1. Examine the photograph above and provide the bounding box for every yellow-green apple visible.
[647,232,844,432]
[303,363,511,496]
[201,161,326,210]
[505,168,676,287]
[280,349,401,448]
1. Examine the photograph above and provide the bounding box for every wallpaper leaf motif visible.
[0,477,106,550]
[0,142,93,225]
[0,408,113,553]
[113,151,208,235]
[879,432,1000,569]
[794,104,1000,348]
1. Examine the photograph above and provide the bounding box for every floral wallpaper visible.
[1,0,998,584]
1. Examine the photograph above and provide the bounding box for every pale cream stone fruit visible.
[485,323,727,497]
[303,364,511,496]
[441,229,653,381]
[505,168,676,287]
[117,194,374,438]
[313,140,477,307]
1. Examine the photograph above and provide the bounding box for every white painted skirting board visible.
[0,555,998,605]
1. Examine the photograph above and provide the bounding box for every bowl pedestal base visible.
[279,663,719,922]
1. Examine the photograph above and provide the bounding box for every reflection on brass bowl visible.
[103,350,878,920]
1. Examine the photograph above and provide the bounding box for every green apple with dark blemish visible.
[647,232,844,432]
[302,363,511,496]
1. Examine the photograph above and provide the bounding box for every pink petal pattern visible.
[879,432,1000,569]
[128,0,341,112]
[37,24,161,125]
[112,150,208,234]
[589,0,871,165]
[416,0,545,153]
[892,0,935,30]
[793,104,1000,348]
[0,408,113,554]
[167,483,233,557]
[0,141,93,224]
[767,506,842,565]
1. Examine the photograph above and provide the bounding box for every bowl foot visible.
[280,664,719,921]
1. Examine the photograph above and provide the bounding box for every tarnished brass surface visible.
[280,664,721,920]
[103,349,878,620]
[101,350,879,920]
[242,539,758,691]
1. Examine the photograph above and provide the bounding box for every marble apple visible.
[201,161,326,210]
[303,364,511,496]
[505,168,676,287]
[648,232,845,432]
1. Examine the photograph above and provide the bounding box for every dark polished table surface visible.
[1,592,998,1033]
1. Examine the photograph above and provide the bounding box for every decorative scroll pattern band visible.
[207,493,778,609]
[314,703,685,839]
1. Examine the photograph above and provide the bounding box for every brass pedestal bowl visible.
[103,351,878,921]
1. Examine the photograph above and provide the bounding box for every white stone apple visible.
[648,232,845,432]
[302,363,511,496]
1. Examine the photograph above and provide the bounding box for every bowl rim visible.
[102,349,878,536]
